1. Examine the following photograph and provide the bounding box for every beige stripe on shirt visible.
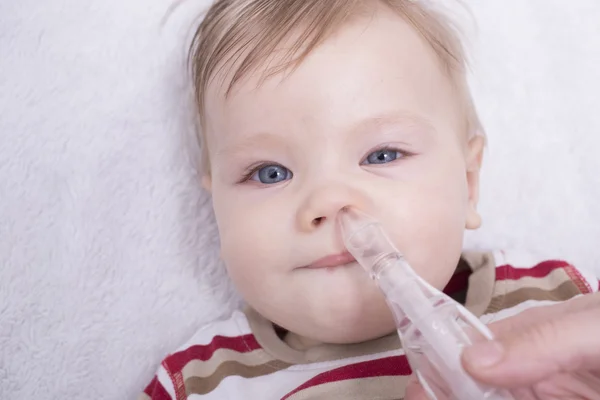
[181,348,277,380]
[486,272,580,314]
[493,267,571,295]
[488,281,581,313]
[184,359,292,396]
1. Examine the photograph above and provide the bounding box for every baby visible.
[141,1,598,399]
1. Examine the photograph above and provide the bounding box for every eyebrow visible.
[348,111,437,136]
[215,132,289,158]
[216,111,436,157]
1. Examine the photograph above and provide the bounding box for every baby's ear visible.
[465,134,485,230]
[202,175,212,192]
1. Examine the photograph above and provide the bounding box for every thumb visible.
[462,307,600,388]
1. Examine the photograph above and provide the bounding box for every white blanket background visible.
[1,0,599,399]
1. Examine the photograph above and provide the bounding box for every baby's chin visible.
[284,302,397,346]
[270,283,397,345]
[316,307,397,344]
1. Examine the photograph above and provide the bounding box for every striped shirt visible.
[140,250,599,400]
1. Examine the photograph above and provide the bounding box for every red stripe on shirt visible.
[563,264,594,294]
[143,376,172,400]
[443,268,471,296]
[162,334,261,373]
[495,260,571,282]
[281,355,411,400]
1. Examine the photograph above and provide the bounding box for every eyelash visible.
[360,144,413,165]
[236,145,414,184]
[237,161,277,184]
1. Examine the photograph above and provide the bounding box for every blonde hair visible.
[189,0,481,172]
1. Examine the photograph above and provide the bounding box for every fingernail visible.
[464,340,505,368]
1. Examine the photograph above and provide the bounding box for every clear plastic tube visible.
[338,208,514,400]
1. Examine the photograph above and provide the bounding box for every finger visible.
[462,306,600,388]
[486,293,600,339]
[404,375,430,400]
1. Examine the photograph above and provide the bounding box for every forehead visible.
[204,6,460,148]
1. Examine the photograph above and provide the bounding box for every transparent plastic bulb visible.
[337,208,515,400]
[338,207,412,280]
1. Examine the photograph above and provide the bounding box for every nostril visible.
[312,216,325,226]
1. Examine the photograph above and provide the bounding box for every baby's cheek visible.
[383,191,465,289]
[418,213,465,288]
[218,219,280,293]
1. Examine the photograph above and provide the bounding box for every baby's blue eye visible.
[363,148,403,165]
[251,164,293,184]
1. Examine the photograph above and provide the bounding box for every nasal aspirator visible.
[338,208,514,400]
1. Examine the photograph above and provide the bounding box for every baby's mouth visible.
[304,251,356,269]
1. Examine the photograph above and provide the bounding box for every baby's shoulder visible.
[491,248,598,295]
[175,310,253,349]
[474,249,599,325]
[140,311,256,399]
[163,310,256,370]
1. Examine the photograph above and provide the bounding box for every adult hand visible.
[405,292,600,399]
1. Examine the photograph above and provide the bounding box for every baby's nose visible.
[296,183,369,232]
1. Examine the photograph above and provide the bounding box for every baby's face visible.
[204,8,483,345]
